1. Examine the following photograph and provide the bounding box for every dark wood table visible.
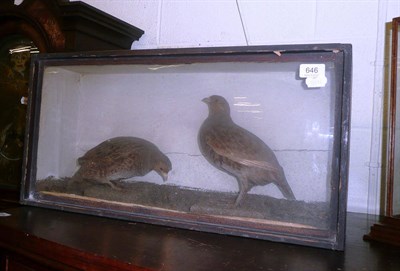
[0,206,399,271]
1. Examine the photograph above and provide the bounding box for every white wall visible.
[70,0,400,214]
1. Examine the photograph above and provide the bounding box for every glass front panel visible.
[36,61,336,224]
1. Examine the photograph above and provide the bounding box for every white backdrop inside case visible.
[36,61,337,203]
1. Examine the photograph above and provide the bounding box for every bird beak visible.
[202,97,210,104]
[161,172,168,182]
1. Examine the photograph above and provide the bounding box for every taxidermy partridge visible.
[198,95,296,206]
[70,137,172,189]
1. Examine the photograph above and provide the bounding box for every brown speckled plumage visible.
[71,137,171,189]
[198,95,295,206]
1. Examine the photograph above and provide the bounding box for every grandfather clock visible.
[364,17,400,246]
[0,0,144,206]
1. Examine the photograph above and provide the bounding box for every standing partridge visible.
[198,95,295,206]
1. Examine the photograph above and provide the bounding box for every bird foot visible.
[234,191,245,208]
[233,199,242,208]
[108,180,125,190]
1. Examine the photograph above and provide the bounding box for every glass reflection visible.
[0,35,38,189]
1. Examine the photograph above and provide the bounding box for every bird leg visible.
[234,177,250,207]
[107,180,124,190]
[234,190,245,207]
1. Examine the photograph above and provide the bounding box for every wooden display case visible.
[21,44,352,250]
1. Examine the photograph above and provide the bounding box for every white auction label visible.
[299,64,327,88]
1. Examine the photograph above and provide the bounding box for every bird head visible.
[202,95,230,116]
[154,155,172,182]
